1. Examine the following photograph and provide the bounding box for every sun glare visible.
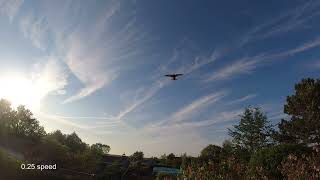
[0,75,42,112]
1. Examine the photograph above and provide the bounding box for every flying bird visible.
[165,73,183,80]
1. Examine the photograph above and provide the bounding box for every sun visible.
[0,75,42,112]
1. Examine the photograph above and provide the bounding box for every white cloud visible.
[31,58,68,97]
[139,109,242,156]
[241,1,320,45]
[11,0,145,103]
[0,0,23,22]
[20,13,51,50]
[149,109,241,131]
[38,112,120,131]
[60,1,147,103]
[170,91,227,123]
[226,94,257,105]
[159,39,224,76]
[62,34,117,103]
[116,42,226,122]
[205,36,320,83]
[204,58,259,83]
[280,37,320,56]
[115,79,170,120]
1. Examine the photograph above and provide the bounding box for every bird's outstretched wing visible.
[175,74,183,76]
[165,74,174,77]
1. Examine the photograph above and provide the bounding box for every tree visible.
[13,105,45,141]
[0,99,14,136]
[228,107,273,153]
[37,137,70,164]
[65,132,86,153]
[167,153,175,160]
[221,140,233,158]
[274,78,320,145]
[200,144,222,163]
[130,151,144,162]
[47,130,66,144]
[91,143,110,155]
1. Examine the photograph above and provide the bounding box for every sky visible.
[0,0,320,157]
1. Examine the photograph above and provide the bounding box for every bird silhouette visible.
[165,74,183,80]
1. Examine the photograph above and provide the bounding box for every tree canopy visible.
[228,107,273,153]
[200,144,222,162]
[274,78,320,145]
[130,151,144,162]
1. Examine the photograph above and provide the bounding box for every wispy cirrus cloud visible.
[205,36,320,83]
[170,91,226,123]
[241,0,320,45]
[0,0,23,22]
[62,33,118,103]
[20,13,51,50]
[173,109,242,129]
[278,37,320,57]
[11,0,146,104]
[158,39,225,76]
[115,79,170,120]
[61,1,139,103]
[39,112,121,131]
[141,108,242,156]
[200,1,320,85]
[204,58,259,83]
[31,57,68,97]
[226,94,257,105]
[116,40,226,122]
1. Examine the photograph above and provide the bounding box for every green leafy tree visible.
[65,132,86,153]
[13,105,46,141]
[38,137,70,164]
[228,107,273,153]
[47,130,67,144]
[200,144,222,163]
[0,99,14,136]
[130,151,144,162]
[91,143,110,155]
[274,78,320,145]
[221,140,233,159]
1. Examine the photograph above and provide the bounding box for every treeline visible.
[0,100,110,179]
[180,78,320,179]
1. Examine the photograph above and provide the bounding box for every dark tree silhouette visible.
[274,78,320,145]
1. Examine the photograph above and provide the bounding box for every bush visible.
[247,144,310,179]
[280,152,320,179]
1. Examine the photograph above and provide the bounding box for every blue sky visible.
[0,0,320,157]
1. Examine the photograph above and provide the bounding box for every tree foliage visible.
[200,144,222,163]
[247,144,310,179]
[228,107,273,153]
[0,99,111,179]
[91,143,110,155]
[275,78,320,145]
[130,151,144,162]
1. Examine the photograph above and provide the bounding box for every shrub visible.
[247,144,310,179]
[280,153,320,179]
